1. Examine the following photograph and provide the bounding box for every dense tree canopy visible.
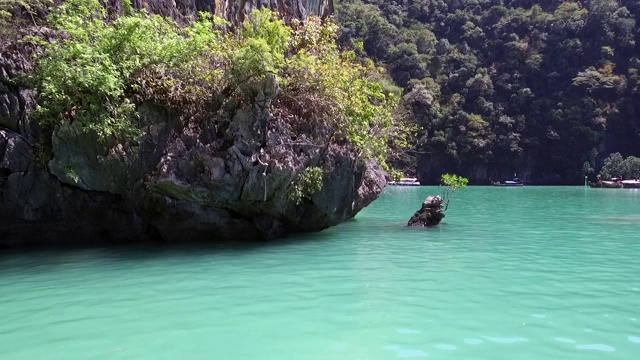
[336,0,640,183]
[600,152,640,179]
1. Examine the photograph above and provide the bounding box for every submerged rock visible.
[407,195,445,227]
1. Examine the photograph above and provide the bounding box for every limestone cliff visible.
[0,0,386,246]
[212,0,333,25]
[107,0,333,24]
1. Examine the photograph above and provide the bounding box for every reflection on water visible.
[596,215,640,223]
[575,344,616,352]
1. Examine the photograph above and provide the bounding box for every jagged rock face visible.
[407,196,445,227]
[213,0,333,25]
[0,7,385,246]
[105,0,333,24]
[1,41,154,245]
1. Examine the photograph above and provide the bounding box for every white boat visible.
[621,179,640,188]
[492,174,524,186]
[389,177,421,186]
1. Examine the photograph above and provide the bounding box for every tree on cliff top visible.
[600,153,640,180]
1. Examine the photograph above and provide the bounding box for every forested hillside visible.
[336,0,640,184]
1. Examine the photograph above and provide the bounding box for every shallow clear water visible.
[1,186,640,359]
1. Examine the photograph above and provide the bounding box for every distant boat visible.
[492,174,524,187]
[621,179,640,188]
[389,177,421,186]
[589,179,623,188]
[591,178,640,188]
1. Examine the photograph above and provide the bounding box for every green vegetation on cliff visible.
[599,152,640,179]
[1,0,397,243]
[336,0,640,183]
[29,0,404,170]
[0,0,49,25]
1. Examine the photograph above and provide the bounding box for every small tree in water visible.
[440,173,468,211]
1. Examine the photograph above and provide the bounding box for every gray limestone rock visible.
[0,130,31,173]
[47,104,175,194]
[0,0,385,247]
[407,196,446,227]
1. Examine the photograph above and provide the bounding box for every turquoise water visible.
[1,186,640,359]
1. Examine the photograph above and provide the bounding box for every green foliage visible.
[439,173,468,211]
[441,173,469,191]
[280,16,402,171]
[32,138,52,168]
[572,63,625,93]
[34,0,223,141]
[582,161,595,176]
[600,153,640,180]
[63,165,80,184]
[289,166,325,205]
[29,1,403,174]
[240,8,290,60]
[0,0,51,27]
[12,1,412,212]
[230,9,290,85]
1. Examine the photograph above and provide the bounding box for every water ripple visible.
[554,337,576,344]
[397,349,429,358]
[483,336,529,344]
[575,344,615,352]
[464,338,483,345]
[435,344,457,350]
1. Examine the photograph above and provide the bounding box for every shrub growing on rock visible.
[440,173,468,211]
[31,0,405,171]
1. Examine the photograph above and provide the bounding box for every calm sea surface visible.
[1,186,640,359]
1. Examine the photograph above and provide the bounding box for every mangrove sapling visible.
[440,173,468,211]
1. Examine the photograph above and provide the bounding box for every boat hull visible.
[389,181,421,186]
[589,181,624,188]
[389,177,421,186]
[621,180,640,188]
[491,181,524,187]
